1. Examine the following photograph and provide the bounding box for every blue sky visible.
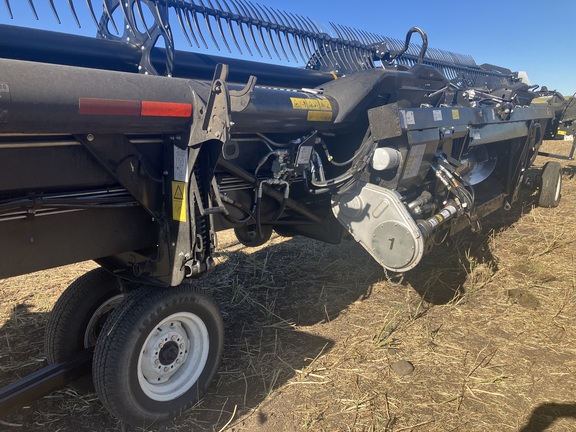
[2,0,575,96]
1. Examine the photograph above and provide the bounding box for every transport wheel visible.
[234,224,273,247]
[44,268,124,392]
[93,285,224,427]
[538,161,562,207]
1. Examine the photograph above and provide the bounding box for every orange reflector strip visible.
[79,98,140,116]
[79,98,192,118]
[141,101,192,118]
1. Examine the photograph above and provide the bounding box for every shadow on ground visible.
[0,176,543,430]
[520,403,576,432]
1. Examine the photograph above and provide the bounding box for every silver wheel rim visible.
[554,175,561,201]
[83,294,125,348]
[137,312,209,402]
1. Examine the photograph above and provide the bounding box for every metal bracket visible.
[189,63,231,147]
[230,75,258,112]
[189,64,256,147]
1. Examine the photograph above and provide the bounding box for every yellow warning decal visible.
[290,97,308,110]
[172,181,187,222]
[558,130,567,136]
[290,97,333,111]
[318,99,332,111]
[452,109,460,120]
[307,111,332,122]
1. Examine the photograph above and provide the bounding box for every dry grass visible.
[2,140,576,431]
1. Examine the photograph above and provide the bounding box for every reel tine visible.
[48,0,61,24]
[314,21,339,69]
[227,0,254,56]
[197,0,221,51]
[102,0,119,35]
[330,23,352,70]
[204,15,221,51]
[360,29,375,45]
[347,25,366,45]
[356,28,371,46]
[134,0,152,38]
[334,23,356,69]
[187,5,209,49]
[85,0,100,30]
[176,7,194,47]
[250,2,281,60]
[292,13,317,65]
[341,25,363,68]
[375,32,386,45]
[270,7,298,62]
[217,0,244,54]
[240,0,272,59]
[277,9,306,63]
[3,0,13,19]
[371,32,383,44]
[301,15,328,67]
[235,0,264,57]
[289,12,313,61]
[67,0,82,27]
[261,5,289,62]
[207,0,231,53]
[182,8,200,48]
[27,0,39,20]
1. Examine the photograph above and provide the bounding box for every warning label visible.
[307,111,332,122]
[290,97,333,112]
[172,181,187,222]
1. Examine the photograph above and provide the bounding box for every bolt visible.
[159,343,164,349]
[172,335,177,341]
[180,344,185,349]
[155,359,160,365]
[176,359,181,364]
[87,134,94,142]
[215,131,221,138]
[164,367,170,372]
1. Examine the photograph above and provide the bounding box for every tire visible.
[234,224,273,247]
[273,226,295,238]
[93,285,224,428]
[44,268,124,392]
[538,161,562,207]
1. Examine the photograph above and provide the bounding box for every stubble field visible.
[1,140,575,431]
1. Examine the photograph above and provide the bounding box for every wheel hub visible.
[159,341,179,365]
[140,322,190,384]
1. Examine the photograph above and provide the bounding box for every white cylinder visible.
[372,147,401,171]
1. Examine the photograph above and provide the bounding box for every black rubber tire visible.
[538,161,562,208]
[92,285,224,428]
[273,226,296,238]
[234,224,273,247]
[44,268,123,392]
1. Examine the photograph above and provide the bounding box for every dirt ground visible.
[1,140,576,431]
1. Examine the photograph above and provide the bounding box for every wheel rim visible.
[137,312,209,401]
[83,294,125,348]
[554,174,562,201]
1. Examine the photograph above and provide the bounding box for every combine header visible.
[0,0,570,427]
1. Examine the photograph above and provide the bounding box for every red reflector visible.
[79,98,141,116]
[141,101,192,118]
